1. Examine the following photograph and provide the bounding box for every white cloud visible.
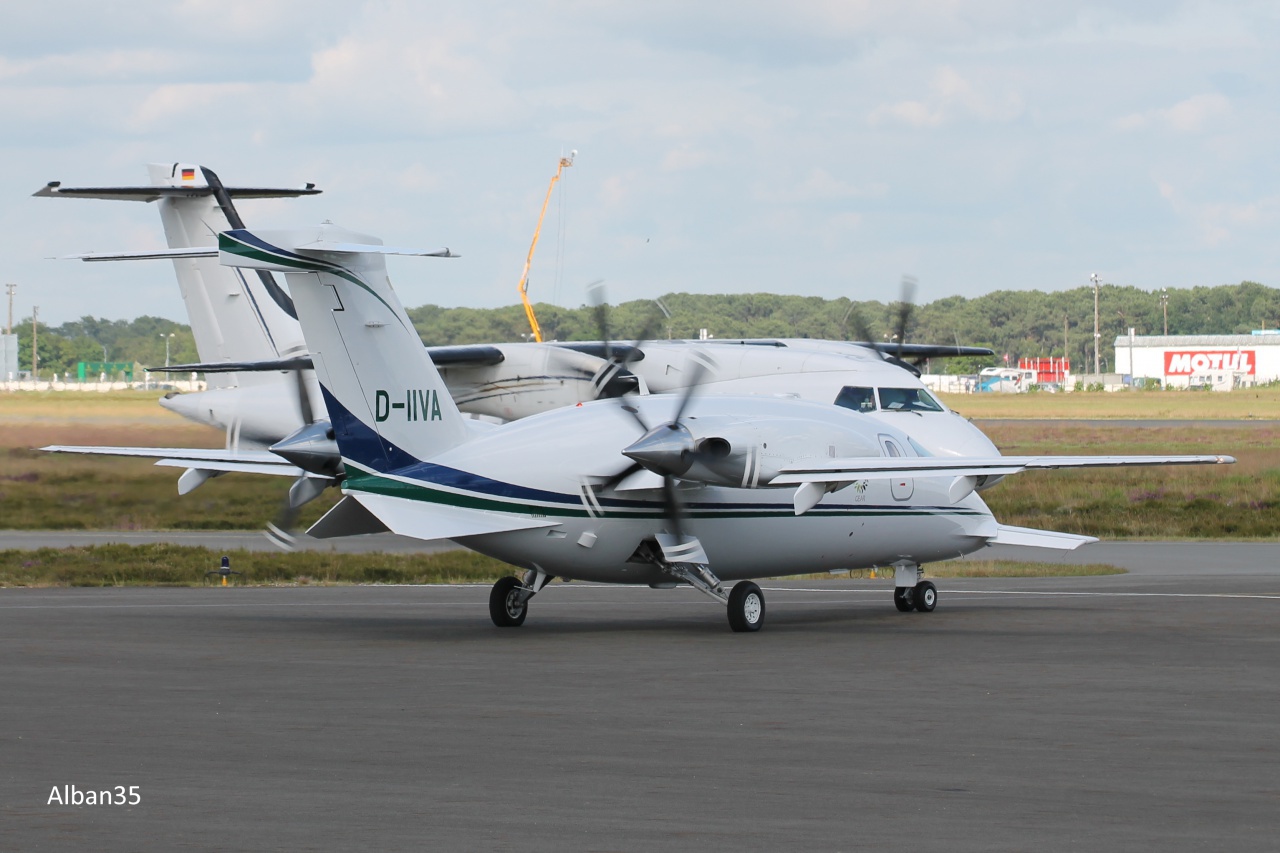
[3,1,1280,323]
[869,66,1023,128]
[1155,177,1279,247]
[1116,93,1231,133]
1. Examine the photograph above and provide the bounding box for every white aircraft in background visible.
[47,222,1234,631]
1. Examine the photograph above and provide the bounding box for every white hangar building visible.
[1113,333,1280,390]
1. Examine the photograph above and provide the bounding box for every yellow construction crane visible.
[517,151,575,342]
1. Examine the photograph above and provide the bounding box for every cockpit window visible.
[834,386,876,413]
[877,387,944,412]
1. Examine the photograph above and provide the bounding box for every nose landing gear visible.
[892,563,937,613]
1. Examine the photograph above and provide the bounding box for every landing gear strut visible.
[893,564,937,613]
[489,569,551,628]
[653,534,767,632]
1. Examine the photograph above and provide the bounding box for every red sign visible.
[1164,350,1255,375]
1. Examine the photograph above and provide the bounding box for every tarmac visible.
[2,556,1278,851]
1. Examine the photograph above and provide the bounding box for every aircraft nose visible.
[900,412,1000,458]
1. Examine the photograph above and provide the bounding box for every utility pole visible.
[5,283,14,334]
[1090,273,1101,376]
[32,305,38,380]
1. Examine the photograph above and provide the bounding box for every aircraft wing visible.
[772,454,1236,485]
[41,445,304,478]
[868,342,996,359]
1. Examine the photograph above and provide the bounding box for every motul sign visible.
[1164,350,1256,375]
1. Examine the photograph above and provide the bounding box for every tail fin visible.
[218,225,469,471]
[36,163,320,382]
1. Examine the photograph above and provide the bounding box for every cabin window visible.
[834,386,876,412]
[879,435,904,457]
[877,387,944,412]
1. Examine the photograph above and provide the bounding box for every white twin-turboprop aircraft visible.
[39,163,1005,545]
[61,222,1227,632]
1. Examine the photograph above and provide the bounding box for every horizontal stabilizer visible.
[34,183,321,202]
[150,345,505,373]
[295,240,457,258]
[341,493,558,543]
[989,525,1098,550]
[150,356,314,374]
[61,247,217,262]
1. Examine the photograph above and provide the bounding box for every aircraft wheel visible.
[489,576,528,627]
[893,587,914,612]
[727,582,765,633]
[913,581,937,613]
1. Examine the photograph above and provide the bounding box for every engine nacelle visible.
[622,415,883,489]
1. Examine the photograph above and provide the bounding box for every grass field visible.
[939,386,1280,420]
[2,390,1276,539]
[0,545,1124,587]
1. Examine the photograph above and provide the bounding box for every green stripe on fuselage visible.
[343,470,986,522]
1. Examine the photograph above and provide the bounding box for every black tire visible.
[727,582,765,632]
[893,587,914,612]
[489,576,528,627]
[913,580,937,613]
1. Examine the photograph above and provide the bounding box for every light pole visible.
[5,283,15,334]
[162,332,175,367]
[1159,288,1169,335]
[1090,273,1101,376]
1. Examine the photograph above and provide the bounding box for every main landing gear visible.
[892,563,937,613]
[489,569,552,628]
[653,534,766,632]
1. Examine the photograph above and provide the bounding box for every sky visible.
[2,1,1279,326]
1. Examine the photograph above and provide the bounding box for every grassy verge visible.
[0,545,1125,587]
[0,545,513,587]
[923,560,1124,578]
[3,394,1276,538]
[939,387,1280,420]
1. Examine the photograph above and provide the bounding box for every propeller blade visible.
[842,301,877,345]
[586,280,611,362]
[599,461,644,492]
[661,476,687,545]
[893,275,917,362]
[670,351,713,424]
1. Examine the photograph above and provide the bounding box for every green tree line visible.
[7,281,1278,379]
[7,315,196,380]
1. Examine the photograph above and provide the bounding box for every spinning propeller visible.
[843,275,924,376]
[264,362,340,550]
[589,285,717,544]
